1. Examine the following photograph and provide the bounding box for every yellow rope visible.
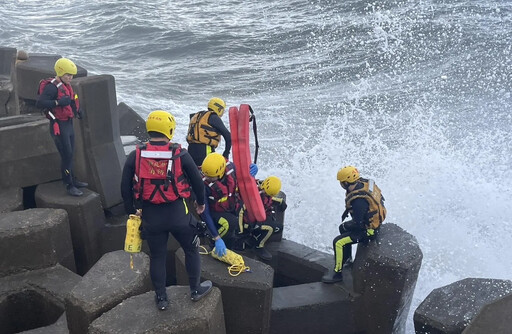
[199,244,251,276]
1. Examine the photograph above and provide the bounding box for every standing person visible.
[121,110,218,310]
[239,176,287,261]
[186,97,231,166]
[322,166,386,283]
[36,57,87,196]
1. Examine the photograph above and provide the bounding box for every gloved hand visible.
[52,122,61,136]
[214,238,227,257]
[57,96,71,106]
[75,108,83,119]
[249,163,258,177]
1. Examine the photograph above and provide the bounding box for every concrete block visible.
[0,46,16,76]
[0,208,75,277]
[66,250,151,334]
[353,223,423,334]
[0,187,23,213]
[15,53,87,101]
[0,115,61,188]
[19,313,68,334]
[415,278,512,334]
[265,238,332,286]
[0,47,19,117]
[0,264,80,333]
[35,181,105,275]
[71,75,126,209]
[463,292,512,334]
[176,248,274,334]
[117,102,148,141]
[89,286,226,334]
[271,282,356,334]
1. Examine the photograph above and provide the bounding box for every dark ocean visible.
[2,0,511,331]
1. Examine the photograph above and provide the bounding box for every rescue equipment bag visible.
[211,248,250,276]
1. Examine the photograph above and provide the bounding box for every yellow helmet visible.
[260,176,281,196]
[201,153,226,178]
[54,58,77,77]
[146,110,176,140]
[207,97,226,117]
[337,166,360,183]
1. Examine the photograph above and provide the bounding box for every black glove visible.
[75,108,83,119]
[57,96,71,106]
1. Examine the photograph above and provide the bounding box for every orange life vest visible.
[186,110,221,147]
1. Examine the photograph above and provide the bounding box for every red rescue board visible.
[229,105,266,223]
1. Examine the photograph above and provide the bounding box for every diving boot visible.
[343,258,354,269]
[191,280,213,302]
[255,247,272,261]
[73,179,89,188]
[66,185,83,197]
[322,269,343,284]
[155,293,169,311]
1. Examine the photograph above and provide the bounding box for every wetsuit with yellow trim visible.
[121,141,205,297]
[324,179,385,283]
[187,111,231,166]
[200,162,240,248]
[239,187,287,249]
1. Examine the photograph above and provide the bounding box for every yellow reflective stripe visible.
[218,196,229,203]
[367,228,375,236]
[217,217,230,237]
[183,198,188,215]
[257,225,273,248]
[334,236,353,272]
[238,207,245,233]
[206,145,212,155]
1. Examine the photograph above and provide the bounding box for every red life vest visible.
[133,142,191,204]
[38,78,78,121]
[204,162,241,212]
[260,192,274,212]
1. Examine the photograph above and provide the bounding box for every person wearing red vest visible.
[121,110,222,310]
[36,57,87,196]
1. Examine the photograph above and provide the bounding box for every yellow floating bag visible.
[211,248,251,277]
[124,214,142,253]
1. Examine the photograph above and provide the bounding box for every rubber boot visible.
[67,185,83,197]
[255,247,272,261]
[191,280,213,302]
[155,293,169,310]
[322,269,343,284]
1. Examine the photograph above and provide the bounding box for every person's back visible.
[187,97,231,166]
[120,110,217,310]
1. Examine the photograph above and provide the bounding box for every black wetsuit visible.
[36,83,78,186]
[332,182,376,272]
[121,141,205,296]
[187,113,231,166]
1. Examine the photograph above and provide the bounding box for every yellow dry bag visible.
[211,248,250,276]
[124,214,142,253]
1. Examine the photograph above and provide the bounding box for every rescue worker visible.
[186,97,231,166]
[200,153,241,251]
[36,57,87,196]
[239,176,287,261]
[121,110,225,310]
[322,166,386,283]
